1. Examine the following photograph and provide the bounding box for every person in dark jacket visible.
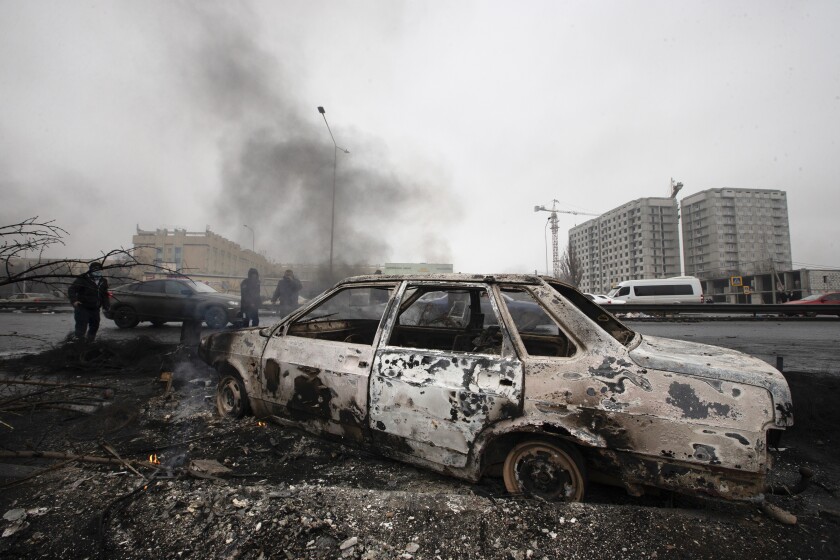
[68,262,110,341]
[240,268,262,327]
[271,269,302,316]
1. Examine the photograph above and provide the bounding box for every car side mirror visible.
[259,327,272,337]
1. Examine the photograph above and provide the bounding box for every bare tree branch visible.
[1,217,167,293]
[559,240,583,288]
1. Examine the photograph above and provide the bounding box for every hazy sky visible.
[1,0,838,274]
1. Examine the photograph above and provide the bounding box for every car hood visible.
[199,292,240,303]
[629,335,793,427]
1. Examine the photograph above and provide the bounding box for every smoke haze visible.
[163,3,456,266]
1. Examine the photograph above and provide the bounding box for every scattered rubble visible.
[0,339,838,559]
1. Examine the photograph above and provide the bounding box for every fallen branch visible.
[0,459,77,489]
[99,441,147,480]
[0,379,113,390]
[0,450,160,470]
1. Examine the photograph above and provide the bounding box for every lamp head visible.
[317,106,325,114]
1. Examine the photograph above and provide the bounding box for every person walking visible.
[272,269,302,316]
[68,262,110,341]
[240,268,262,327]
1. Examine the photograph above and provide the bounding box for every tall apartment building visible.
[569,197,681,294]
[681,188,791,279]
[132,227,277,277]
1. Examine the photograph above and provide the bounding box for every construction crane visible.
[534,200,600,277]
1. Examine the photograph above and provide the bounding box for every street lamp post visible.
[317,106,350,281]
[243,224,255,252]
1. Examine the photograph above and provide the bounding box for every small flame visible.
[149,453,160,465]
[257,421,267,427]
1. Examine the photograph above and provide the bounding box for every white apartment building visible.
[569,197,681,294]
[681,188,792,279]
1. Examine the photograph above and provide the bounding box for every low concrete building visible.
[133,227,279,278]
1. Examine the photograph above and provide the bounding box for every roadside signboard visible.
[730,276,743,287]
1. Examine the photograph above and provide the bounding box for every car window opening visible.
[546,280,636,347]
[499,287,576,358]
[286,285,395,345]
[388,287,503,355]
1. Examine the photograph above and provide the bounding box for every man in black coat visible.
[272,269,302,317]
[240,268,262,327]
[68,262,110,341]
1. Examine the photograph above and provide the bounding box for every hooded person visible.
[271,269,302,316]
[240,268,262,327]
[68,261,110,341]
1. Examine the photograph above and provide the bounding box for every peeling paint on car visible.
[199,274,793,503]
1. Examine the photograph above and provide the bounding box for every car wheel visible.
[113,306,140,329]
[502,440,587,502]
[216,374,250,419]
[204,306,228,329]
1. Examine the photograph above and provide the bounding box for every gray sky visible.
[1,0,838,274]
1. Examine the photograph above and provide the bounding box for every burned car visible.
[199,274,793,502]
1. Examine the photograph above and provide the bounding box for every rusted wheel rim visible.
[217,377,243,417]
[503,441,585,501]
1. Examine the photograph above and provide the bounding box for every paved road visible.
[1,311,836,374]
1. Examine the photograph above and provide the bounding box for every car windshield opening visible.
[545,280,636,347]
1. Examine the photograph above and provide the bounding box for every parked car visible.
[105,278,241,329]
[0,292,67,308]
[783,291,840,317]
[199,273,792,502]
[608,277,704,304]
[584,293,626,305]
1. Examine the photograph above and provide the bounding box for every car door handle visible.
[358,361,369,368]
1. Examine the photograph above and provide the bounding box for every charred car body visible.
[199,274,793,502]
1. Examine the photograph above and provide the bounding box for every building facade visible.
[569,197,680,294]
[681,188,792,279]
[133,227,279,278]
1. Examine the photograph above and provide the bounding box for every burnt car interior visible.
[279,281,597,358]
[284,285,394,346]
[499,287,576,357]
[389,287,502,353]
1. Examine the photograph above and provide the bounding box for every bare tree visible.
[1,217,148,293]
[558,240,583,287]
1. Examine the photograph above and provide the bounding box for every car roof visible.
[341,273,555,286]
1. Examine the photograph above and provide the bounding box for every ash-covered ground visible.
[0,338,838,560]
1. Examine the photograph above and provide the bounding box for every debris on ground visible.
[0,339,838,559]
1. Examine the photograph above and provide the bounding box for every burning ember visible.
[257,421,267,427]
[149,454,160,465]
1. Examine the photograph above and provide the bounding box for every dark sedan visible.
[105,278,241,329]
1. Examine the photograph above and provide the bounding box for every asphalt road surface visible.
[0,310,836,374]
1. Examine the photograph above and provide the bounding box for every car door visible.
[258,283,396,442]
[130,280,166,317]
[369,282,523,469]
[163,281,194,320]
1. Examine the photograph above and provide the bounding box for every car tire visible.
[216,373,250,419]
[113,306,140,329]
[204,306,228,329]
[502,439,587,502]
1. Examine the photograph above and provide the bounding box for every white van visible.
[607,277,704,304]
